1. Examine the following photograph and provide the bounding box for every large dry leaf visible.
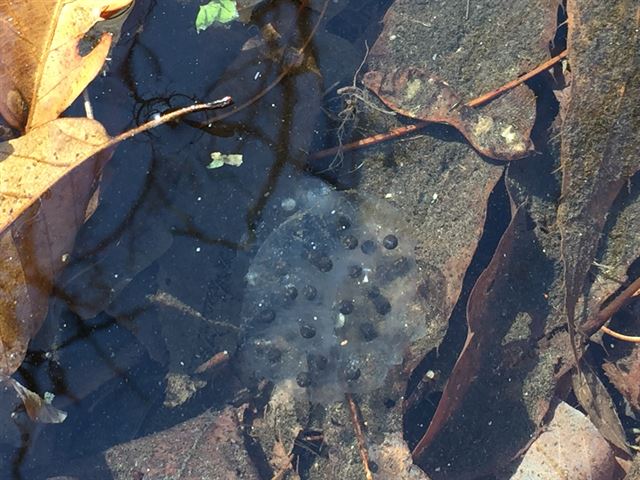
[558,0,640,339]
[0,117,111,377]
[0,0,132,130]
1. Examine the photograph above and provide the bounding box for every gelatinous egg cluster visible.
[239,186,426,404]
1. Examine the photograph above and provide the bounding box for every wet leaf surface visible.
[0,0,132,130]
[363,0,560,160]
[412,205,571,478]
[105,407,260,480]
[0,119,111,376]
[363,68,534,160]
[2,0,640,478]
[558,0,640,341]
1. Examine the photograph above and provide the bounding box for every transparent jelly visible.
[239,184,426,404]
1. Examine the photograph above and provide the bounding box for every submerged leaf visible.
[1,376,67,423]
[0,118,112,380]
[363,68,534,160]
[558,0,640,340]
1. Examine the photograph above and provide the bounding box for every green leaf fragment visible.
[196,0,239,33]
[207,152,243,169]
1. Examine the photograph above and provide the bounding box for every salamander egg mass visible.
[239,185,427,405]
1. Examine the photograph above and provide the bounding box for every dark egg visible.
[339,299,354,315]
[382,234,398,250]
[296,371,312,387]
[359,322,378,341]
[283,284,298,302]
[299,323,317,339]
[341,234,359,250]
[307,353,328,371]
[274,258,288,276]
[343,362,361,381]
[266,346,282,363]
[348,264,363,279]
[303,284,318,301]
[307,250,333,272]
[373,296,391,315]
[361,239,377,255]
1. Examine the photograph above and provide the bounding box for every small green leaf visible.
[207,152,243,169]
[196,0,239,33]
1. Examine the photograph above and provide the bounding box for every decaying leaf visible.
[413,206,571,479]
[363,67,534,160]
[2,375,67,423]
[558,0,640,342]
[0,0,133,130]
[603,345,640,413]
[363,0,560,161]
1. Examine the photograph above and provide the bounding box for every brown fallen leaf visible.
[603,345,640,413]
[0,118,111,231]
[412,204,574,479]
[0,0,133,130]
[362,0,560,161]
[363,67,534,160]
[558,0,640,345]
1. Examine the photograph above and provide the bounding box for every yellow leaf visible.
[0,0,133,130]
[0,117,112,379]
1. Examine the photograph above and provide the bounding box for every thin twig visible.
[346,393,374,480]
[579,276,640,337]
[466,50,567,108]
[105,96,233,149]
